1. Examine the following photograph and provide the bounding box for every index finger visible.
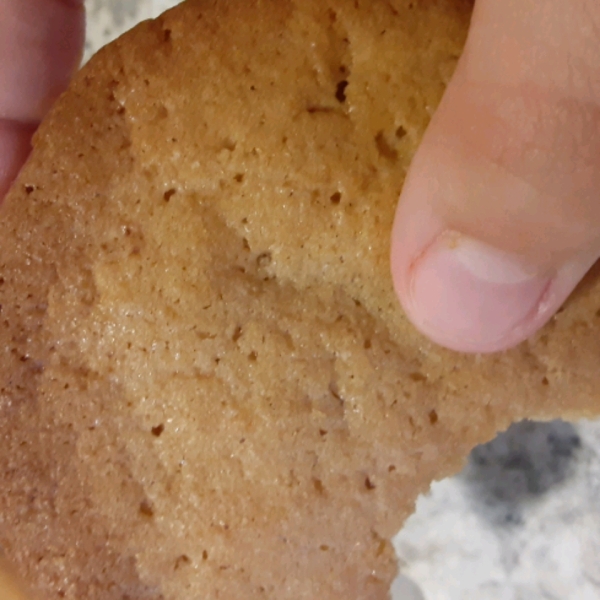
[0,0,85,200]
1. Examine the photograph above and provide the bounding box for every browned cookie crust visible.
[1,1,599,598]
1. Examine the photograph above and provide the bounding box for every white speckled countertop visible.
[84,0,177,63]
[84,3,600,599]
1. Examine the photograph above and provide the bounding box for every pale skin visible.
[392,0,600,352]
[0,0,599,596]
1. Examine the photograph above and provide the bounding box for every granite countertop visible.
[84,2,600,599]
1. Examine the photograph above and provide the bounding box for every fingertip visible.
[0,0,85,203]
[391,173,598,353]
[389,96,596,353]
[0,120,37,202]
[391,0,600,353]
[0,0,85,123]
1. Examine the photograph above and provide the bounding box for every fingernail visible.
[406,232,552,353]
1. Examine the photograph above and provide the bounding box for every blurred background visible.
[84,2,600,599]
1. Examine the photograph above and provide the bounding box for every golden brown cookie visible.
[1,0,599,598]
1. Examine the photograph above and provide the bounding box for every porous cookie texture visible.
[1,0,599,598]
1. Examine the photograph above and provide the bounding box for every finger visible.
[0,0,85,201]
[0,120,37,199]
[0,0,85,122]
[390,0,600,353]
[0,559,29,600]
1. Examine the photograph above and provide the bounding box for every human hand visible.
[0,0,84,596]
[391,0,600,353]
[0,0,84,200]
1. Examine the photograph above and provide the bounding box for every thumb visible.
[391,0,600,353]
